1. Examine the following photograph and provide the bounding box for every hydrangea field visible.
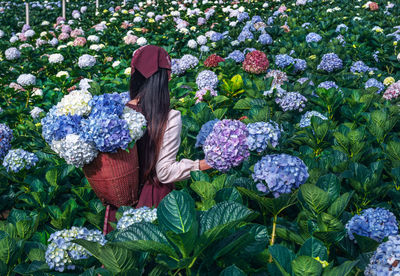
[1,0,400,275]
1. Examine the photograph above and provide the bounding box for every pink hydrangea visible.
[124,35,138,45]
[383,81,400,100]
[195,87,218,103]
[242,50,269,74]
[70,29,83,38]
[61,25,72,33]
[73,37,87,46]
[18,33,27,42]
[58,32,70,41]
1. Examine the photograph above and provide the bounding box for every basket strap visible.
[103,204,111,235]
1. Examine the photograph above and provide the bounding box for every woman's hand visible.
[199,159,212,171]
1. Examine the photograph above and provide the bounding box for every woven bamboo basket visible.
[82,145,139,208]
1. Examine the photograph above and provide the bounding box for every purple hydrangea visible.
[227,50,245,63]
[88,93,125,117]
[365,78,385,93]
[41,107,83,144]
[318,81,339,90]
[2,149,39,172]
[203,119,249,172]
[195,119,220,148]
[171,59,185,75]
[346,208,398,242]
[293,58,307,72]
[0,123,13,160]
[365,235,400,275]
[317,53,343,72]
[251,16,263,24]
[237,12,250,22]
[253,154,309,198]
[177,54,199,72]
[306,32,322,43]
[196,70,218,90]
[81,114,131,152]
[247,122,282,153]
[297,77,315,86]
[275,92,307,112]
[258,33,273,45]
[275,54,294,69]
[350,61,370,73]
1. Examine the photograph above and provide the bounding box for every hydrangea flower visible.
[365,235,400,275]
[17,74,36,86]
[318,81,339,90]
[336,23,348,32]
[179,54,199,71]
[253,154,309,197]
[88,93,125,117]
[247,122,282,153]
[30,106,44,119]
[45,227,106,272]
[265,69,288,88]
[121,107,147,141]
[227,50,245,63]
[258,33,273,45]
[317,53,343,72]
[195,119,220,148]
[243,50,269,74]
[55,90,92,116]
[195,87,218,103]
[51,134,98,167]
[0,123,13,160]
[203,119,249,172]
[81,114,131,152]
[365,78,385,93]
[350,61,370,73]
[306,32,322,43]
[2,149,38,172]
[299,111,328,127]
[117,207,157,230]
[4,47,21,60]
[275,92,307,112]
[78,54,96,68]
[346,208,398,242]
[383,81,400,100]
[196,35,207,45]
[275,54,294,69]
[238,30,254,42]
[41,108,83,143]
[187,39,197,49]
[48,53,64,64]
[237,12,250,22]
[293,58,307,72]
[196,70,219,90]
[204,54,225,68]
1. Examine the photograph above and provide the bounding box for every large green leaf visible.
[220,264,246,276]
[13,261,49,275]
[157,190,196,234]
[0,235,17,264]
[215,187,243,204]
[299,184,330,215]
[275,226,306,245]
[45,168,59,187]
[353,234,380,253]
[322,260,358,276]
[191,181,216,200]
[268,244,295,276]
[292,256,322,276]
[326,192,353,218]
[199,201,256,235]
[315,174,340,203]
[297,237,328,261]
[113,222,168,244]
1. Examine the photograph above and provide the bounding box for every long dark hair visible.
[130,68,170,185]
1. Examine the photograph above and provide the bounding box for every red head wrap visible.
[130,45,171,79]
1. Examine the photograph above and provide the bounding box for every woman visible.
[126,45,211,208]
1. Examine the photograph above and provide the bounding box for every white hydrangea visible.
[48,53,64,64]
[89,44,104,51]
[41,20,50,26]
[121,107,147,141]
[78,54,96,68]
[49,38,58,47]
[32,88,43,97]
[51,134,98,167]
[87,35,100,43]
[0,30,4,38]
[19,43,34,50]
[24,29,35,38]
[30,106,44,119]
[79,78,93,91]
[133,16,143,23]
[9,35,18,43]
[196,35,207,45]
[187,39,197,48]
[112,61,121,67]
[137,37,147,46]
[116,207,157,230]
[55,90,92,116]
[56,71,70,78]
[5,47,21,60]
[17,74,36,86]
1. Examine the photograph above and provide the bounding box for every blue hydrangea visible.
[2,149,38,172]
[81,114,131,152]
[253,154,309,198]
[346,208,398,242]
[119,91,130,105]
[117,207,158,230]
[238,30,254,42]
[210,32,224,42]
[317,53,343,72]
[335,23,348,32]
[297,77,314,86]
[267,17,274,25]
[227,50,245,63]
[275,54,294,69]
[365,78,385,93]
[41,107,83,144]
[302,22,311,29]
[299,111,328,127]
[237,12,250,22]
[293,58,307,72]
[306,32,322,43]
[0,123,13,160]
[275,92,307,112]
[196,70,218,90]
[318,81,339,90]
[258,33,273,45]
[251,16,263,24]
[89,93,125,118]
[247,122,282,153]
[195,119,219,148]
[365,235,400,275]
[171,58,185,75]
[178,54,199,72]
[350,61,370,73]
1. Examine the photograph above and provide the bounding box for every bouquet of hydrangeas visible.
[117,206,157,230]
[41,88,146,167]
[45,226,107,272]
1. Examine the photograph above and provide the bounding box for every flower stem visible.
[269,215,278,263]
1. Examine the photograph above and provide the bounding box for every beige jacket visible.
[155,109,200,183]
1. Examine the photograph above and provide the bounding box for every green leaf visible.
[215,188,243,204]
[317,213,344,232]
[13,261,49,275]
[275,226,306,245]
[121,240,177,257]
[211,174,227,191]
[268,244,295,276]
[292,256,322,276]
[322,260,358,276]
[190,171,210,182]
[191,181,216,200]
[214,108,228,119]
[297,237,328,261]
[220,264,246,276]
[158,190,196,234]
[212,95,230,104]
[0,235,17,264]
[315,174,340,203]
[45,168,58,186]
[326,192,353,218]
[231,75,244,91]
[299,184,330,214]
[234,98,252,110]
[113,222,168,244]
[353,233,380,253]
